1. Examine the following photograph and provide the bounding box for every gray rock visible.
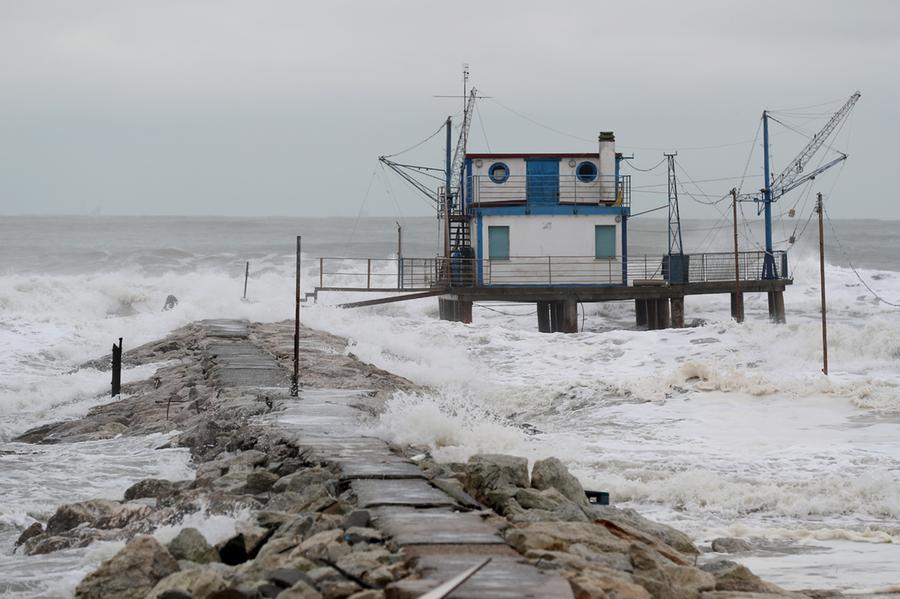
[14,522,43,547]
[278,580,323,598]
[711,537,753,554]
[244,470,280,494]
[341,510,371,530]
[168,528,219,564]
[530,457,588,507]
[589,505,699,556]
[701,560,791,594]
[464,454,529,508]
[514,487,569,511]
[343,526,383,545]
[75,535,180,599]
[148,566,227,597]
[268,567,313,589]
[124,478,180,501]
[272,466,336,494]
[46,499,120,535]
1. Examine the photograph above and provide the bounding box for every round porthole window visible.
[488,162,510,184]
[576,161,598,183]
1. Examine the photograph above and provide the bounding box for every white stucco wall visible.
[478,214,622,285]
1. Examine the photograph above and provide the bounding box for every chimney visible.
[598,131,616,203]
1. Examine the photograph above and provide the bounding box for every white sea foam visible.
[2,218,899,593]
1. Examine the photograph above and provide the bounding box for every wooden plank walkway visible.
[200,320,572,598]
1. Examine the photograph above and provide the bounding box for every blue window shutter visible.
[595,225,616,258]
[488,226,510,260]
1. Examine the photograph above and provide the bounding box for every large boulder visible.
[124,479,181,501]
[711,537,753,554]
[569,567,651,599]
[505,521,630,556]
[590,505,699,556]
[147,566,227,598]
[464,454,529,508]
[46,499,120,535]
[701,560,792,595]
[167,527,219,564]
[75,535,180,599]
[630,543,715,599]
[530,457,589,507]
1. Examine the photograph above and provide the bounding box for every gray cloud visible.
[0,0,897,219]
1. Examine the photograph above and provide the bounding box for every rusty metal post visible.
[366,258,372,289]
[397,222,403,289]
[731,189,744,323]
[817,193,828,374]
[242,261,249,301]
[111,337,122,397]
[290,236,300,397]
[319,257,324,288]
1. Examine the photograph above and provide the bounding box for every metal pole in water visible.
[817,193,828,375]
[290,236,301,397]
[111,337,122,397]
[731,189,744,323]
[242,261,249,301]
[397,222,403,289]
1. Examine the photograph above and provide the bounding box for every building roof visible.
[466,152,598,160]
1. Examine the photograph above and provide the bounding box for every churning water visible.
[1,215,898,595]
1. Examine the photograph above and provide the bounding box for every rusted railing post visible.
[111,337,122,397]
[290,236,300,398]
[367,259,372,289]
[319,257,324,288]
[242,261,249,301]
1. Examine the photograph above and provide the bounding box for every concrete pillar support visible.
[730,292,745,323]
[645,298,656,330]
[671,297,685,328]
[657,298,671,329]
[635,299,648,327]
[560,300,578,333]
[537,301,552,333]
[773,290,786,324]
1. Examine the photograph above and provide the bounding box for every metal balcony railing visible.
[317,257,447,291]
[471,174,630,207]
[312,250,789,292]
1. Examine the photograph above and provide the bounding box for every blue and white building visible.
[461,131,630,286]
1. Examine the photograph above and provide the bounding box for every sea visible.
[1,215,898,597]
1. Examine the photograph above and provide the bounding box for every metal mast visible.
[757,91,860,278]
[665,153,684,256]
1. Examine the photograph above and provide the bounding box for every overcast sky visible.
[1,1,897,220]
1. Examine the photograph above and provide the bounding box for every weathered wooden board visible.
[352,479,455,509]
[390,554,574,599]
[370,507,504,545]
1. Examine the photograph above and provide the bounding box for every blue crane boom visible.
[765,91,861,202]
[747,91,860,279]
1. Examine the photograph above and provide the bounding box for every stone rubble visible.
[9,320,844,599]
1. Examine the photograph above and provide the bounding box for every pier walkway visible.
[200,319,573,598]
[307,250,792,332]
